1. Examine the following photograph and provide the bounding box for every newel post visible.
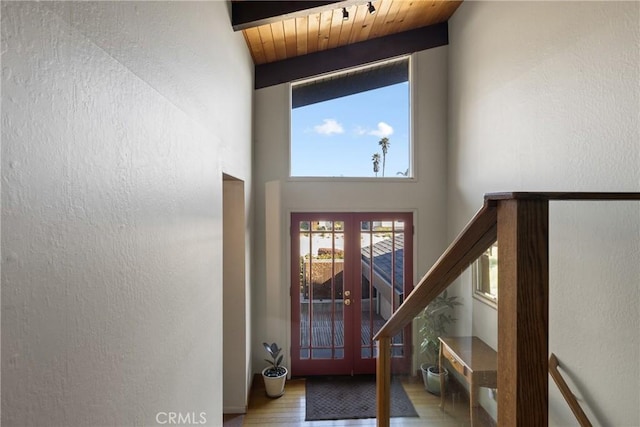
[497,198,549,425]
[376,336,391,427]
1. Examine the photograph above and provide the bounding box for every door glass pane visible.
[359,220,406,359]
[311,220,333,231]
[392,230,405,356]
[360,221,404,359]
[299,230,310,358]
[360,227,375,359]
[299,219,344,360]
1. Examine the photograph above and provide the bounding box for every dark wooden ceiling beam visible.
[232,0,364,31]
[255,22,449,89]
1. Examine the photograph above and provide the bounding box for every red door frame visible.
[290,212,414,376]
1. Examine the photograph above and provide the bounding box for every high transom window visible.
[290,57,411,178]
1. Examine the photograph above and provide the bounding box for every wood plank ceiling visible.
[232,1,462,88]
[235,0,462,65]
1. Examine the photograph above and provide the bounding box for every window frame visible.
[288,55,415,181]
[472,241,498,309]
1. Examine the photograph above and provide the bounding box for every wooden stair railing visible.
[374,192,640,427]
[549,353,593,427]
[373,198,498,425]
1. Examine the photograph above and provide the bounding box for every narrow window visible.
[473,242,498,308]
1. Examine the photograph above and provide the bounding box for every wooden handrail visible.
[549,353,593,427]
[485,191,640,201]
[374,200,498,340]
[374,191,640,342]
[375,192,639,427]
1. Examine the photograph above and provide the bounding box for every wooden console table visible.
[439,336,497,426]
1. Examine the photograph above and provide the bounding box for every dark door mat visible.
[305,375,418,421]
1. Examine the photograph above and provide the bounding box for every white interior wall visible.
[223,177,251,413]
[1,2,253,426]
[448,2,639,425]
[252,47,450,375]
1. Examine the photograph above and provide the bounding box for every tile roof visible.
[361,233,404,294]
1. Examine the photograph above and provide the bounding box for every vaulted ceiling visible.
[231,1,463,88]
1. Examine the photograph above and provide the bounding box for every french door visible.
[290,212,413,376]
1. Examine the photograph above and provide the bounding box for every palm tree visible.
[378,137,390,177]
[372,153,381,177]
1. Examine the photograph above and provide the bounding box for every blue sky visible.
[291,82,410,178]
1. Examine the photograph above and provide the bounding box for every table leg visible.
[439,345,445,411]
[469,378,477,427]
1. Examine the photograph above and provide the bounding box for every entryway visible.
[290,212,414,376]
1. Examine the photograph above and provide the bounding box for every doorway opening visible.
[222,174,249,414]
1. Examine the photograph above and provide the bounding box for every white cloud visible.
[352,126,368,136]
[369,122,394,138]
[314,119,344,135]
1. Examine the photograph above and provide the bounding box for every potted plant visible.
[262,342,287,398]
[419,290,461,395]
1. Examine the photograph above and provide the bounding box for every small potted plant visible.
[262,342,287,398]
[419,290,461,395]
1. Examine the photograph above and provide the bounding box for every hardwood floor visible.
[239,375,494,427]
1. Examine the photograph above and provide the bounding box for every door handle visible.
[344,290,351,297]
[344,299,351,306]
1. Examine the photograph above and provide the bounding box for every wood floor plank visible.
[242,375,495,426]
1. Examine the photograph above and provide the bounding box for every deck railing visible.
[373,192,640,426]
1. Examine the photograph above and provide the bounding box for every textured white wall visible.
[252,47,450,375]
[223,178,250,413]
[2,2,253,426]
[448,1,639,425]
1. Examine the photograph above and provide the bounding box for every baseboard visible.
[223,375,256,415]
[223,406,246,415]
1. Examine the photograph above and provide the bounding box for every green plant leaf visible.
[419,291,461,367]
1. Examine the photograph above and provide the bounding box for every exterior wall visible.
[252,47,450,375]
[448,1,639,425]
[1,2,253,426]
